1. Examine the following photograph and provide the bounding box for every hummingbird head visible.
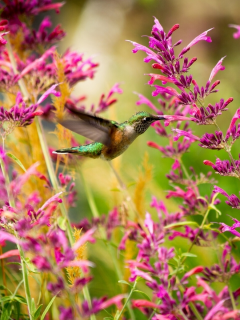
[128,111,165,134]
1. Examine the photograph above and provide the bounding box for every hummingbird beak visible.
[154,115,166,121]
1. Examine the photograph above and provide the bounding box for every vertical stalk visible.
[35,118,74,244]
[115,279,137,320]
[0,246,7,296]
[228,283,237,310]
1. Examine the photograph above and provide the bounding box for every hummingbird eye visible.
[143,117,150,122]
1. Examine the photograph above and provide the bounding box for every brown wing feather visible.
[58,106,118,146]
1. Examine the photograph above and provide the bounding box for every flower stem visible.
[188,302,203,320]
[182,207,210,265]
[228,283,237,310]
[0,156,33,319]
[115,279,137,320]
[35,118,74,244]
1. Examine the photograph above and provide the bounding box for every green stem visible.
[115,279,137,320]
[188,302,203,320]
[228,283,237,310]
[0,157,33,319]
[178,158,191,181]
[18,245,33,320]
[35,118,74,244]
[80,171,135,320]
[182,207,210,264]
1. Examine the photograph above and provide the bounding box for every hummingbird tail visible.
[52,143,103,159]
[52,148,79,155]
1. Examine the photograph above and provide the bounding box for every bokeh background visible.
[47,0,240,317]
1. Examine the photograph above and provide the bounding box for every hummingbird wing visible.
[58,106,118,146]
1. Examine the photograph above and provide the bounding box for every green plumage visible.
[56,142,104,158]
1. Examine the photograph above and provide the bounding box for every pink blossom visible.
[218,217,240,237]
[0,249,20,259]
[0,231,18,244]
[37,192,63,213]
[163,114,196,126]
[203,160,214,167]
[226,108,240,135]
[72,228,96,251]
[135,92,161,114]
[16,46,56,81]
[98,294,126,310]
[65,260,95,273]
[34,2,65,14]
[229,24,240,39]
[11,162,39,195]
[37,83,61,105]
[179,28,213,57]
[172,159,180,170]
[145,212,154,235]
[182,266,204,280]
[172,128,199,141]
[147,73,175,85]
[132,299,160,309]
[209,57,226,82]
[127,40,163,64]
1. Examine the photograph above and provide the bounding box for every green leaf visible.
[31,298,36,313]
[127,182,136,188]
[14,295,27,305]
[40,295,57,320]
[164,221,199,229]
[57,216,67,231]
[209,204,221,217]
[33,304,43,320]
[6,153,26,172]
[1,302,11,320]
[181,253,197,258]
[0,296,12,303]
[104,318,114,320]
[133,290,151,301]
[118,280,132,287]
[110,188,121,192]
[5,262,22,267]
[114,310,120,320]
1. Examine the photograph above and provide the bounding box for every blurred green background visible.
[50,0,240,316]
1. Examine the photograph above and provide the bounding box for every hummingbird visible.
[53,106,166,160]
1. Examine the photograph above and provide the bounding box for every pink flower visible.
[0,231,18,244]
[135,92,161,114]
[32,256,51,271]
[98,294,126,310]
[172,128,199,141]
[147,73,175,85]
[65,260,95,273]
[229,24,240,39]
[132,299,160,309]
[218,217,240,237]
[226,108,240,135]
[179,28,213,57]
[209,57,226,82]
[72,228,96,251]
[163,114,196,126]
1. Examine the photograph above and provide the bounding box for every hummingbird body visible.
[53,109,165,160]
